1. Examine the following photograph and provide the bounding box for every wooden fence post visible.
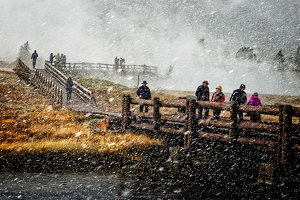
[59,89,63,108]
[185,99,196,149]
[122,95,131,132]
[229,101,238,143]
[153,97,161,134]
[279,105,293,165]
[184,99,190,132]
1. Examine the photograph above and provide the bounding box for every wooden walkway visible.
[14,59,121,118]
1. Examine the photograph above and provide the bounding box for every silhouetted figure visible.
[49,53,55,64]
[31,50,38,69]
[136,81,151,112]
[230,84,247,122]
[65,77,73,101]
[195,81,210,119]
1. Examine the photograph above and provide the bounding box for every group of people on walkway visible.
[196,81,262,122]
[50,53,67,67]
[114,56,126,67]
[136,80,262,122]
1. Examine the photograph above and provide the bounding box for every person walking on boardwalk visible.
[230,84,247,122]
[65,77,73,102]
[195,80,210,119]
[49,53,55,65]
[31,50,38,69]
[211,85,225,120]
[136,80,151,113]
[247,92,262,122]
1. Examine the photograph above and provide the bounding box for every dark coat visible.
[195,85,210,101]
[136,85,151,100]
[66,80,73,91]
[230,89,247,105]
[31,52,38,60]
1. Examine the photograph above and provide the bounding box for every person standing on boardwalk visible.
[55,53,60,66]
[230,84,247,122]
[31,50,38,69]
[114,56,119,71]
[195,80,210,119]
[49,53,55,64]
[211,85,225,120]
[247,92,262,122]
[66,77,73,102]
[136,80,151,113]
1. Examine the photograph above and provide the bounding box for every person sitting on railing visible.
[65,77,73,102]
[195,80,210,119]
[247,92,262,122]
[31,50,38,69]
[230,84,247,122]
[211,85,225,120]
[136,80,151,113]
[49,53,55,65]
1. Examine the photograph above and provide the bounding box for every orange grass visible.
[0,71,161,154]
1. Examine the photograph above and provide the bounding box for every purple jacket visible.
[247,95,262,106]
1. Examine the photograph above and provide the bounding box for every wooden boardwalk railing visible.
[13,59,30,84]
[122,95,300,165]
[13,59,63,107]
[53,62,159,75]
[45,62,97,106]
[31,70,63,107]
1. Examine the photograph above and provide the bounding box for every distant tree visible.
[18,41,31,66]
[236,46,257,61]
[295,46,300,69]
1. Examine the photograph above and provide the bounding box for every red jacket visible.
[211,92,225,103]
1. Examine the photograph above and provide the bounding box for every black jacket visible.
[195,85,210,101]
[136,86,151,100]
[230,89,247,105]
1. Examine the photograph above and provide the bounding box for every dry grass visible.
[0,70,161,155]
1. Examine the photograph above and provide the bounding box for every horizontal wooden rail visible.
[197,101,233,111]
[239,105,280,115]
[238,121,280,133]
[122,94,300,166]
[198,119,232,129]
[130,98,154,106]
[160,100,186,108]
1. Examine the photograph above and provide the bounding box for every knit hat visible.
[216,85,222,91]
[253,92,258,96]
[240,84,246,89]
[203,80,209,85]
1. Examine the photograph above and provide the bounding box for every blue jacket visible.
[31,52,38,60]
[136,85,151,99]
[66,80,73,91]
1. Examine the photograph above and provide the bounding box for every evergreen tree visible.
[18,41,31,66]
